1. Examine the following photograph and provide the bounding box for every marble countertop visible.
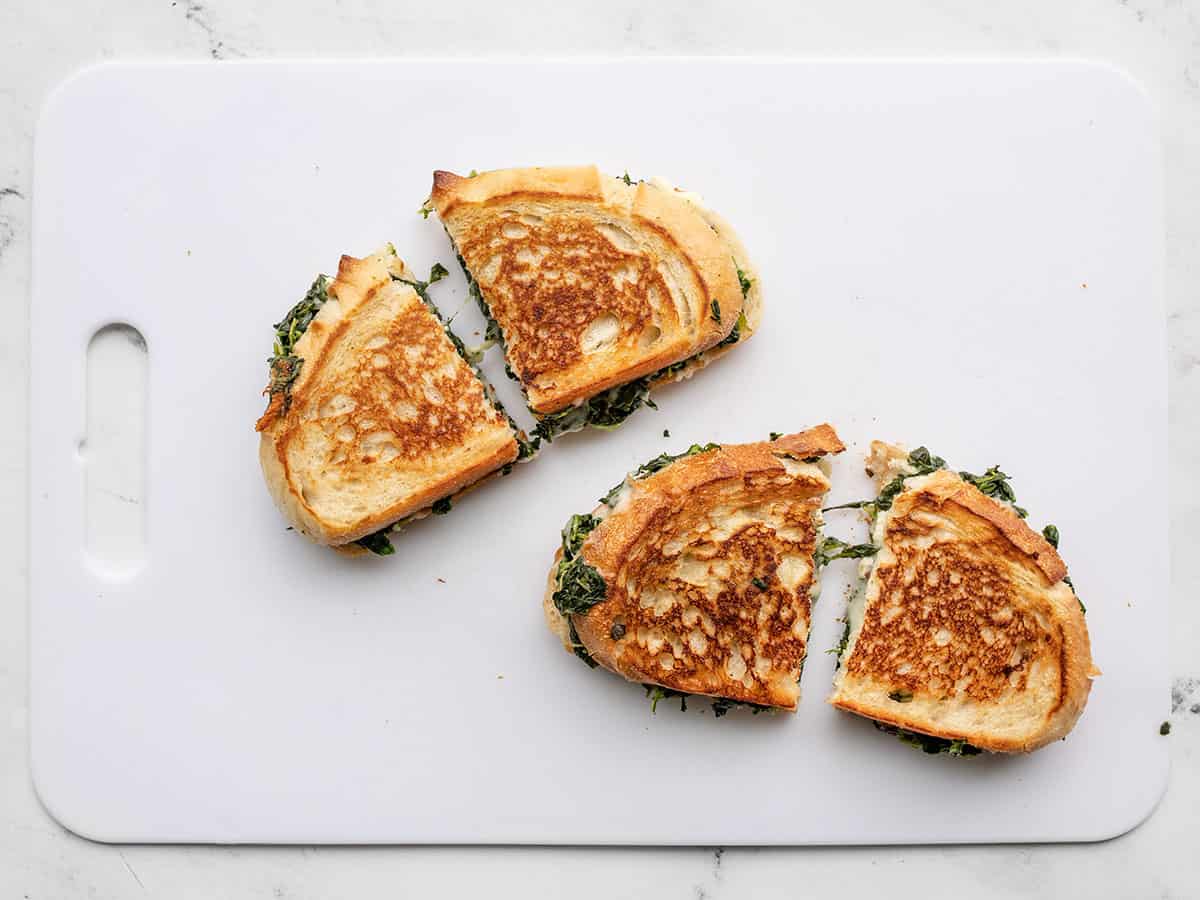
[2,1,1198,897]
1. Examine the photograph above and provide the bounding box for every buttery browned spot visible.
[456,212,674,381]
[586,475,823,707]
[299,302,503,470]
[849,518,1061,704]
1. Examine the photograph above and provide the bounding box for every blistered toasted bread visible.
[256,246,519,552]
[828,441,1099,753]
[428,166,758,438]
[544,425,845,711]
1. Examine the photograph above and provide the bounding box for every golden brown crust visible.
[431,166,605,217]
[646,205,763,389]
[829,445,1096,752]
[629,180,740,348]
[867,443,1067,583]
[940,476,1068,584]
[769,424,846,460]
[257,247,518,547]
[546,426,843,709]
[429,166,744,414]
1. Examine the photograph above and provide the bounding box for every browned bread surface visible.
[830,443,1098,752]
[545,426,844,710]
[257,248,518,546]
[430,166,747,414]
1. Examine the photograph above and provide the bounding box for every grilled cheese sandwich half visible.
[827,441,1099,753]
[544,426,844,712]
[427,166,760,441]
[256,245,529,555]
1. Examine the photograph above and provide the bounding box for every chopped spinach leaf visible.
[1161,721,1172,736]
[873,722,982,756]
[751,576,769,591]
[621,171,634,185]
[888,690,914,703]
[535,379,655,442]
[431,497,452,515]
[419,203,433,219]
[711,697,772,718]
[395,262,451,306]
[710,298,722,324]
[261,275,331,420]
[552,514,607,617]
[736,264,753,299]
[354,529,396,556]
[1042,524,1060,548]
[824,446,947,516]
[631,443,720,480]
[769,432,783,441]
[813,537,877,568]
[828,618,852,662]
[821,499,869,512]
[599,478,628,508]
[567,619,599,668]
[273,275,330,357]
[644,684,688,713]
[714,310,746,350]
[907,447,945,472]
[599,443,719,507]
[960,465,1026,517]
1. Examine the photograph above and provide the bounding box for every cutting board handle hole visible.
[83,323,147,579]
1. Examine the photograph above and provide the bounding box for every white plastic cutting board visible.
[31,60,1167,844]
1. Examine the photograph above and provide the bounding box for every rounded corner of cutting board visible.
[29,753,124,845]
[37,60,161,148]
[1082,745,1171,843]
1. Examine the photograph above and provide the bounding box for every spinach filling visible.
[813,536,877,568]
[711,697,773,718]
[352,263,538,557]
[263,275,331,417]
[872,722,982,757]
[552,513,607,616]
[643,686,771,717]
[830,617,853,663]
[551,513,607,665]
[532,305,749,443]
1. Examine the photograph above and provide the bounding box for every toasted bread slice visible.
[428,166,756,437]
[828,441,1099,753]
[256,246,520,550]
[544,426,845,711]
